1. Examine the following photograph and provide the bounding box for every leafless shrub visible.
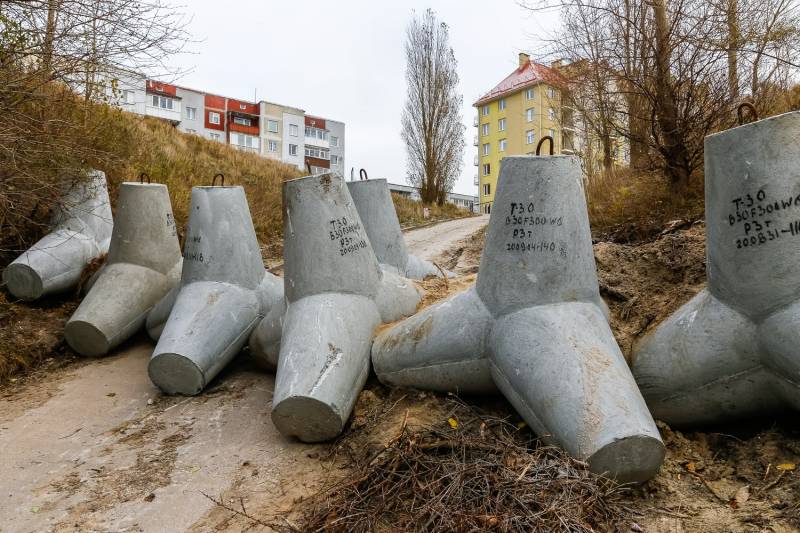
[296,397,630,532]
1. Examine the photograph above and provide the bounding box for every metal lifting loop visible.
[536,136,554,156]
[138,172,150,184]
[212,173,225,186]
[359,168,368,181]
[737,102,759,126]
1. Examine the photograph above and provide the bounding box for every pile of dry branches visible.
[298,399,630,532]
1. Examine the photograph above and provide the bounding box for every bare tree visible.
[524,0,800,191]
[0,1,190,257]
[401,9,465,205]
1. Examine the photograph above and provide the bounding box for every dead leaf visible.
[447,418,458,429]
[144,493,155,502]
[732,485,750,508]
[777,463,796,471]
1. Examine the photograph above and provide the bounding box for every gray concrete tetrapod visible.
[3,170,113,301]
[632,111,800,425]
[347,178,454,279]
[271,172,420,442]
[372,156,665,484]
[64,182,182,357]
[147,185,283,395]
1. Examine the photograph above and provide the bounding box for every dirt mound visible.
[594,220,707,360]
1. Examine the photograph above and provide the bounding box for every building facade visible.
[473,53,629,214]
[473,53,564,214]
[110,74,344,173]
[387,182,477,212]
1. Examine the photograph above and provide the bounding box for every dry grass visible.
[392,192,474,228]
[295,396,630,532]
[585,168,704,242]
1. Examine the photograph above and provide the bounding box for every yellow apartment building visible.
[473,53,565,214]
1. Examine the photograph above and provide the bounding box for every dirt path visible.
[403,215,489,263]
[0,218,486,533]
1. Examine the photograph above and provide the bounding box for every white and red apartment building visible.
[113,76,344,174]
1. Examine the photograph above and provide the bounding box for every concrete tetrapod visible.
[271,172,420,442]
[147,185,283,395]
[64,182,182,357]
[347,178,454,279]
[3,170,113,301]
[372,156,665,483]
[632,110,800,425]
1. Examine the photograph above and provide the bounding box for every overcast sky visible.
[173,0,561,195]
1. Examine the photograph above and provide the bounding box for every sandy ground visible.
[0,217,489,533]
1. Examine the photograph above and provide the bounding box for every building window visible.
[482,123,489,136]
[482,105,489,116]
[124,90,135,104]
[331,154,339,164]
[267,119,279,133]
[151,95,174,110]
[482,143,490,156]
[210,132,221,141]
[185,106,196,120]
[186,129,196,134]
[498,98,506,111]
[548,87,556,99]
[548,107,555,121]
[233,116,251,126]
[483,183,491,196]
[289,144,298,156]
[268,140,278,152]
[526,108,534,122]
[290,124,299,137]
[549,128,556,140]
[234,133,257,149]
[482,163,490,176]
[526,130,535,144]
[304,147,329,159]
[209,111,221,125]
[485,203,491,214]
[331,136,339,147]
[499,139,507,152]
[526,88,534,100]
[498,118,506,131]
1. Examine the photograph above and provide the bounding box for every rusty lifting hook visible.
[212,173,225,186]
[536,136,554,156]
[359,168,368,181]
[737,102,759,126]
[138,172,151,184]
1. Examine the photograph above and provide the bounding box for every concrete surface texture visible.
[64,182,182,357]
[372,156,664,483]
[633,110,800,424]
[347,178,453,279]
[271,173,419,443]
[3,170,113,300]
[148,186,283,395]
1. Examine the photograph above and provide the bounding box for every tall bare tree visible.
[401,9,465,205]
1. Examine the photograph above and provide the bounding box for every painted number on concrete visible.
[329,217,367,256]
[503,203,567,257]
[728,188,800,249]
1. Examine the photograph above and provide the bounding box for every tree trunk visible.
[651,0,691,190]
[41,0,60,75]
[727,0,739,100]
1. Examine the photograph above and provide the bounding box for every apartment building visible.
[303,115,346,176]
[473,53,630,214]
[473,53,564,214]
[111,74,344,173]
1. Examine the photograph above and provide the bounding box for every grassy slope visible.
[0,110,471,381]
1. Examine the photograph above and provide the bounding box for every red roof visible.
[474,61,565,106]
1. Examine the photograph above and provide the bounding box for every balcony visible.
[473,135,479,147]
[233,145,259,154]
[145,102,181,124]
[474,155,479,166]
[473,115,479,127]
[473,174,479,186]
